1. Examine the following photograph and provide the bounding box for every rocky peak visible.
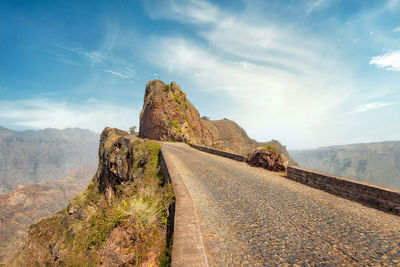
[139,80,216,146]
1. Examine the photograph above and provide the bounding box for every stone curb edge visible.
[287,166,400,215]
[188,143,246,162]
[160,147,209,267]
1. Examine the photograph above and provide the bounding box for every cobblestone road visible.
[162,143,400,266]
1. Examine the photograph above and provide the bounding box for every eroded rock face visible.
[139,80,216,146]
[246,147,288,172]
[96,127,142,195]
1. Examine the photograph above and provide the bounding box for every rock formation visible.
[139,80,297,166]
[139,80,215,146]
[246,147,288,172]
[10,128,173,266]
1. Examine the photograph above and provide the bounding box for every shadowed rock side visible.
[10,128,174,266]
[0,165,96,264]
[139,80,297,166]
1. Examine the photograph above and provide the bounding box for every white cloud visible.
[394,26,400,32]
[348,102,395,114]
[239,61,255,70]
[146,0,353,148]
[370,50,400,71]
[0,99,139,133]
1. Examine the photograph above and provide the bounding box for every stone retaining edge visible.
[188,143,246,162]
[160,147,209,267]
[287,166,400,214]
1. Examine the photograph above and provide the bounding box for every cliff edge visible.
[10,128,174,266]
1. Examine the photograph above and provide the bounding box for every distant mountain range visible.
[290,141,400,190]
[0,126,99,193]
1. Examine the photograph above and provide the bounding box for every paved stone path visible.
[162,143,400,266]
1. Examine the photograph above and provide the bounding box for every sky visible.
[0,0,399,149]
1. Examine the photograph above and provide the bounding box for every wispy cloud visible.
[57,44,137,79]
[104,67,137,79]
[348,102,395,114]
[370,50,400,71]
[394,26,400,32]
[145,0,352,146]
[306,0,335,14]
[0,98,139,132]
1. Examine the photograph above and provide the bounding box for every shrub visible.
[165,84,170,91]
[263,144,277,153]
[129,126,137,134]
[173,94,182,105]
[201,116,210,120]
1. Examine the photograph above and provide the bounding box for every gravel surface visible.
[161,142,400,266]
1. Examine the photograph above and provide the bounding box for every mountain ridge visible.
[290,141,400,189]
[0,126,99,193]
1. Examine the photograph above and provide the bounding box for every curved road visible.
[162,143,400,266]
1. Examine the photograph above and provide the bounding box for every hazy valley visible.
[0,126,99,192]
[291,141,400,190]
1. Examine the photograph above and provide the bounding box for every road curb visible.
[160,147,209,267]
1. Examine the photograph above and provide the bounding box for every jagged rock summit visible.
[139,80,216,146]
[139,80,297,167]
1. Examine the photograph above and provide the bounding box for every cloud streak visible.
[348,102,395,114]
[57,45,137,79]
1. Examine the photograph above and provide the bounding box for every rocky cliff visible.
[139,80,297,165]
[139,80,216,146]
[0,126,99,193]
[10,128,174,266]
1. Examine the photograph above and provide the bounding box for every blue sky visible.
[0,0,399,149]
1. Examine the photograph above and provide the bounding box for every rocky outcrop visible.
[139,80,216,146]
[246,147,288,172]
[10,128,174,266]
[203,119,253,155]
[139,80,297,166]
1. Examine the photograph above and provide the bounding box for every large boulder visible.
[246,147,288,172]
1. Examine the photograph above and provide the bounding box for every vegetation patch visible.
[173,94,182,105]
[168,120,179,129]
[262,144,278,153]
